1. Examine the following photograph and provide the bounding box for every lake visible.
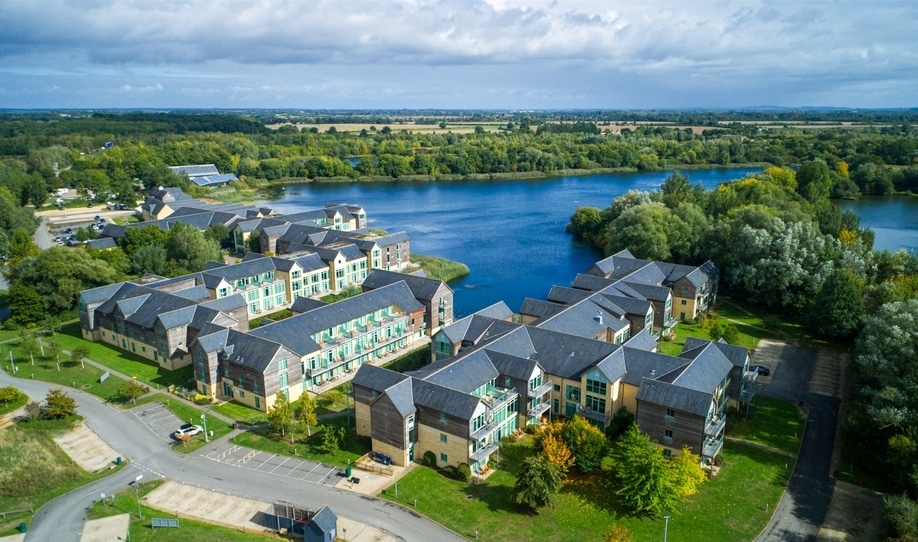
[838,197,918,254]
[267,168,762,317]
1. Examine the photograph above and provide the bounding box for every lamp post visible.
[134,474,143,519]
[663,515,671,542]
[201,413,209,443]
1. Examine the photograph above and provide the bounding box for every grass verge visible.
[5,342,130,403]
[408,254,469,283]
[0,416,125,536]
[729,396,805,455]
[381,439,790,542]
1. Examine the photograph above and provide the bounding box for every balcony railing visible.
[529,380,552,398]
[470,441,499,464]
[580,407,609,424]
[703,435,724,459]
[482,386,518,412]
[528,399,551,418]
[663,314,679,329]
[704,414,726,438]
[470,421,496,442]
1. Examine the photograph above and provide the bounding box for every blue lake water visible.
[268,168,762,317]
[838,197,918,254]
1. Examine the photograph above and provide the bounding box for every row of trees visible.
[5,222,225,327]
[1,113,917,229]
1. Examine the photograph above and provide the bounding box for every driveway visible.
[754,340,845,542]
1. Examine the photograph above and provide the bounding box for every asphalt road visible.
[755,342,840,542]
[1,370,466,542]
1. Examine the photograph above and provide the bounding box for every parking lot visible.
[128,401,343,487]
[200,443,343,487]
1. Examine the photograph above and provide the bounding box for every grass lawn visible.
[729,396,805,455]
[56,323,194,389]
[212,400,267,426]
[381,438,790,542]
[87,479,273,541]
[0,417,125,536]
[5,341,131,403]
[232,417,368,467]
[658,310,768,357]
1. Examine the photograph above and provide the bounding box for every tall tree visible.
[297,394,318,437]
[267,392,294,441]
[561,415,608,474]
[796,159,833,203]
[807,267,865,338]
[512,456,563,511]
[609,425,677,515]
[164,221,222,275]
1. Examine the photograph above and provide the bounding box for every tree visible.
[668,446,706,498]
[70,345,90,368]
[885,493,918,539]
[8,247,120,315]
[708,320,738,343]
[267,392,295,441]
[118,379,148,404]
[807,267,864,338]
[561,415,608,474]
[609,425,677,515]
[6,227,40,267]
[165,221,222,275]
[796,159,832,203]
[536,421,574,473]
[17,332,40,365]
[512,456,563,511]
[8,282,45,326]
[42,388,77,419]
[131,244,168,275]
[320,424,345,454]
[119,225,169,260]
[297,394,318,437]
[567,206,604,247]
[604,202,679,261]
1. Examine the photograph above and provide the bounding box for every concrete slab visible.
[0,534,25,542]
[80,513,129,542]
[53,421,119,472]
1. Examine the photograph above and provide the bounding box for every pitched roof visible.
[362,269,450,301]
[684,337,749,368]
[636,378,715,417]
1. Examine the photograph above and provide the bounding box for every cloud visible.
[0,0,915,108]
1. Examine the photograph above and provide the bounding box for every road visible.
[0,370,466,542]
[755,342,841,542]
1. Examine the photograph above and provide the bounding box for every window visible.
[439,412,447,424]
[681,286,688,293]
[586,378,606,395]
[666,408,675,418]
[440,453,448,463]
[255,397,260,409]
[440,433,447,443]
[278,358,288,371]
[585,395,606,413]
[554,384,561,392]
[681,299,687,305]
[663,448,672,458]
[279,373,288,388]
[664,429,673,439]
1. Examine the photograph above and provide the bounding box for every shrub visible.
[192,393,211,405]
[423,451,436,467]
[457,463,472,482]
[885,493,918,538]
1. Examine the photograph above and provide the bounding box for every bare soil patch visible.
[80,513,129,542]
[818,480,886,541]
[53,421,120,472]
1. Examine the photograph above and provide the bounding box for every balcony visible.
[704,414,726,438]
[529,380,552,399]
[703,434,724,459]
[580,407,609,424]
[470,441,499,464]
[470,421,496,442]
[663,314,679,329]
[481,386,518,412]
[527,399,551,419]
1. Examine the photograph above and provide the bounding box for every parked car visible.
[751,364,770,376]
[172,424,203,439]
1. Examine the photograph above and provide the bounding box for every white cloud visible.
[0,0,915,108]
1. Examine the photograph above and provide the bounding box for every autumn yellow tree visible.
[668,445,707,498]
[536,421,574,473]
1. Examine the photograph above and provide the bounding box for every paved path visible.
[754,340,843,542]
[0,369,466,542]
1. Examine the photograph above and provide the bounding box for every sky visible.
[0,0,915,110]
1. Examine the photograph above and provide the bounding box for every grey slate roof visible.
[674,342,734,393]
[362,269,450,301]
[289,297,328,314]
[570,273,617,292]
[684,337,749,368]
[86,237,117,250]
[306,505,337,536]
[636,378,714,417]
[353,364,410,394]
[422,350,499,393]
[545,285,592,305]
[249,282,422,357]
[412,378,482,420]
[518,298,566,321]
